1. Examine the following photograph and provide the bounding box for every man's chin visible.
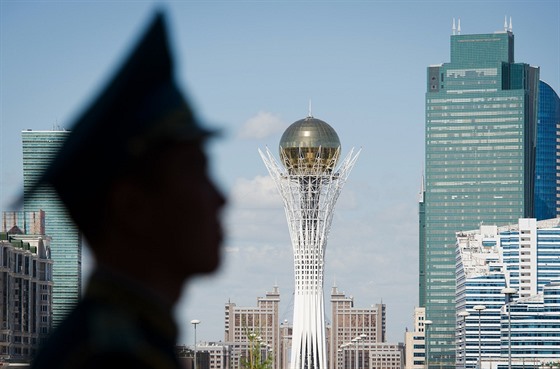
[191,255,221,276]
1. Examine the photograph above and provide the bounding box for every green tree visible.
[240,330,273,369]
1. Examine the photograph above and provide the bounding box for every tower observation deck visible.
[260,115,360,369]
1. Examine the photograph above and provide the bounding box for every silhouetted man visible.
[30,12,225,369]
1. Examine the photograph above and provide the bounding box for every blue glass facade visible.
[534,81,560,220]
[22,130,81,326]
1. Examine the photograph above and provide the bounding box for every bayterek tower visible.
[260,114,359,369]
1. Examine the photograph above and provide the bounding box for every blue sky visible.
[1,0,559,344]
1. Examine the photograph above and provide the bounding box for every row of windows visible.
[429,188,522,195]
[428,194,521,201]
[428,104,521,111]
[428,117,521,124]
[428,145,522,153]
[426,130,523,139]
[428,173,522,180]
[427,125,522,135]
[430,180,522,187]
[446,68,498,77]
[429,159,522,166]
[428,138,522,145]
[428,110,522,118]
[427,96,522,104]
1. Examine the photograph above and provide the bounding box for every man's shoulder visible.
[31,300,179,369]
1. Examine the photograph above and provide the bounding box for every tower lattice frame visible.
[259,146,360,369]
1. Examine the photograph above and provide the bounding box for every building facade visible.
[330,285,385,369]
[0,213,53,363]
[456,218,560,368]
[22,129,81,326]
[197,342,233,369]
[422,26,539,368]
[340,343,404,369]
[534,80,560,220]
[224,286,281,369]
[279,322,293,369]
[404,307,426,369]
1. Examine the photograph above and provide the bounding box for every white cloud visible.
[238,111,286,140]
[225,175,288,247]
[230,175,282,208]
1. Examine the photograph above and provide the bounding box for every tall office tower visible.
[534,81,560,220]
[224,287,281,369]
[422,24,539,368]
[330,285,385,369]
[455,218,560,368]
[22,129,81,326]
[260,115,359,369]
[0,216,53,363]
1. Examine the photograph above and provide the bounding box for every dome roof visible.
[279,116,340,150]
[279,116,341,174]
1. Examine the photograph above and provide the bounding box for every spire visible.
[419,172,425,203]
[452,18,456,35]
[308,99,313,118]
[509,16,513,32]
[457,18,461,35]
[504,15,508,32]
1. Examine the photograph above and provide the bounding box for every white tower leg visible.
[260,147,360,369]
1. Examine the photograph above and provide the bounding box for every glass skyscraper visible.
[22,129,81,326]
[422,30,539,368]
[534,80,560,220]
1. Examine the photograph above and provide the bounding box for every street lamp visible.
[360,334,367,369]
[458,311,470,369]
[352,336,361,369]
[501,288,517,369]
[340,343,351,369]
[191,319,201,369]
[424,320,432,369]
[473,305,486,369]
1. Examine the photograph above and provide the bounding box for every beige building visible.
[339,342,404,369]
[369,343,404,369]
[330,285,386,369]
[198,342,233,369]
[404,307,426,369]
[1,211,53,363]
[224,286,280,369]
[278,320,292,369]
[224,286,399,369]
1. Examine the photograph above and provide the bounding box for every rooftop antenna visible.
[308,99,313,118]
[419,172,425,203]
[457,18,461,35]
[509,17,513,32]
[452,18,456,35]
[504,15,508,32]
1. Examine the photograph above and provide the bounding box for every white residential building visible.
[456,218,560,369]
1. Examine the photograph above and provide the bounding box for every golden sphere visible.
[279,116,341,174]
